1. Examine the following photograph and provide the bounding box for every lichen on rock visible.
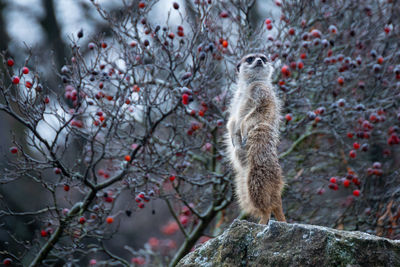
[177,219,400,267]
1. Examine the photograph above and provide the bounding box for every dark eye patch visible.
[246,56,255,64]
[260,56,267,63]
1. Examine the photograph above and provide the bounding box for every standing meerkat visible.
[226,53,285,224]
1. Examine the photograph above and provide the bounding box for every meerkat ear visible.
[236,62,241,73]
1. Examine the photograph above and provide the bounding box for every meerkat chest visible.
[231,92,253,122]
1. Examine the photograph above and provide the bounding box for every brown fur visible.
[226,53,285,224]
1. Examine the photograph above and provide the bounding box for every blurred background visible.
[0,0,278,265]
[1,0,399,266]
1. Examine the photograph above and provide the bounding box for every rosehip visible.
[106,216,114,224]
[10,146,18,154]
[182,94,189,105]
[22,66,29,74]
[7,59,14,67]
[12,76,20,84]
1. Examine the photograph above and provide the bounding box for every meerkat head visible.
[236,53,273,83]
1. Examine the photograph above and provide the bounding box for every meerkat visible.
[226,53,286,224]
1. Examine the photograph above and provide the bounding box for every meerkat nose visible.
[256,59,263,66]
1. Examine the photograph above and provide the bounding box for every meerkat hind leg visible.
[272,202,286,222]
[258,208,271,224]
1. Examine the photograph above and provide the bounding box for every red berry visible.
[349,150,356,158]
[7,59,14,67]
[198,110,205,117]
[44,96,50,104]
[63,184,70,192]
[133,85,140,92]
[310,29,321,38]
[124,155,131,162]
[337,77,344,86]
[25,81,33,89]
[281,65,291,77]
[288,28,295,35]
[3,258,12,266]
[106,216,114,224]
[180,215,189,225]
[79,217,86,224]
[169,175,176,181]
[139,2,146,8]
[168,32,175,39]
[297,61,304,69]
[353,142,360,150]
[377,56,384,64]
[89,259,97,266]
[300,53,306,59]
[317,188,325,195]
[182,93,189,105]
[138,192,145,199]
[347,132,354,138]
[352,177,361,185]
[131,257,145,265]
[267,24,273,30]
[12,76,20,84]
[353,189,360,197]
[220,11,229,18]
[101,42,107,49]
[328,183,339,190]
[372,162,381,169]
[328,25,337,34]
[343,180,350,187]
[329,177,337,184]
[138,203,145,209]
[369,113,378,122]
[54,167,61,174]
[22,66,29,74]
[222,40,228,48]
[373,169,383,176]
[41,229,48,237]
[10,146,18,154]
[265,18,272,25]
[285,113,292,121]
[173,2,179,9]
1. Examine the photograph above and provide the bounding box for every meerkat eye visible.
[246,56,255,64]
[260,56,267,63]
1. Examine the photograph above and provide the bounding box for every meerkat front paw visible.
[241,136,247,147]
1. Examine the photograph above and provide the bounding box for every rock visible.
[177,219,400,267]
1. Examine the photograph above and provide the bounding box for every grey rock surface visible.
[177,219,400,267]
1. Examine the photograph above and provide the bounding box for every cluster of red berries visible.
[327,171,361,197]
[187,122,201,136]
[367,162,383,176]
[135,191,153,209]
